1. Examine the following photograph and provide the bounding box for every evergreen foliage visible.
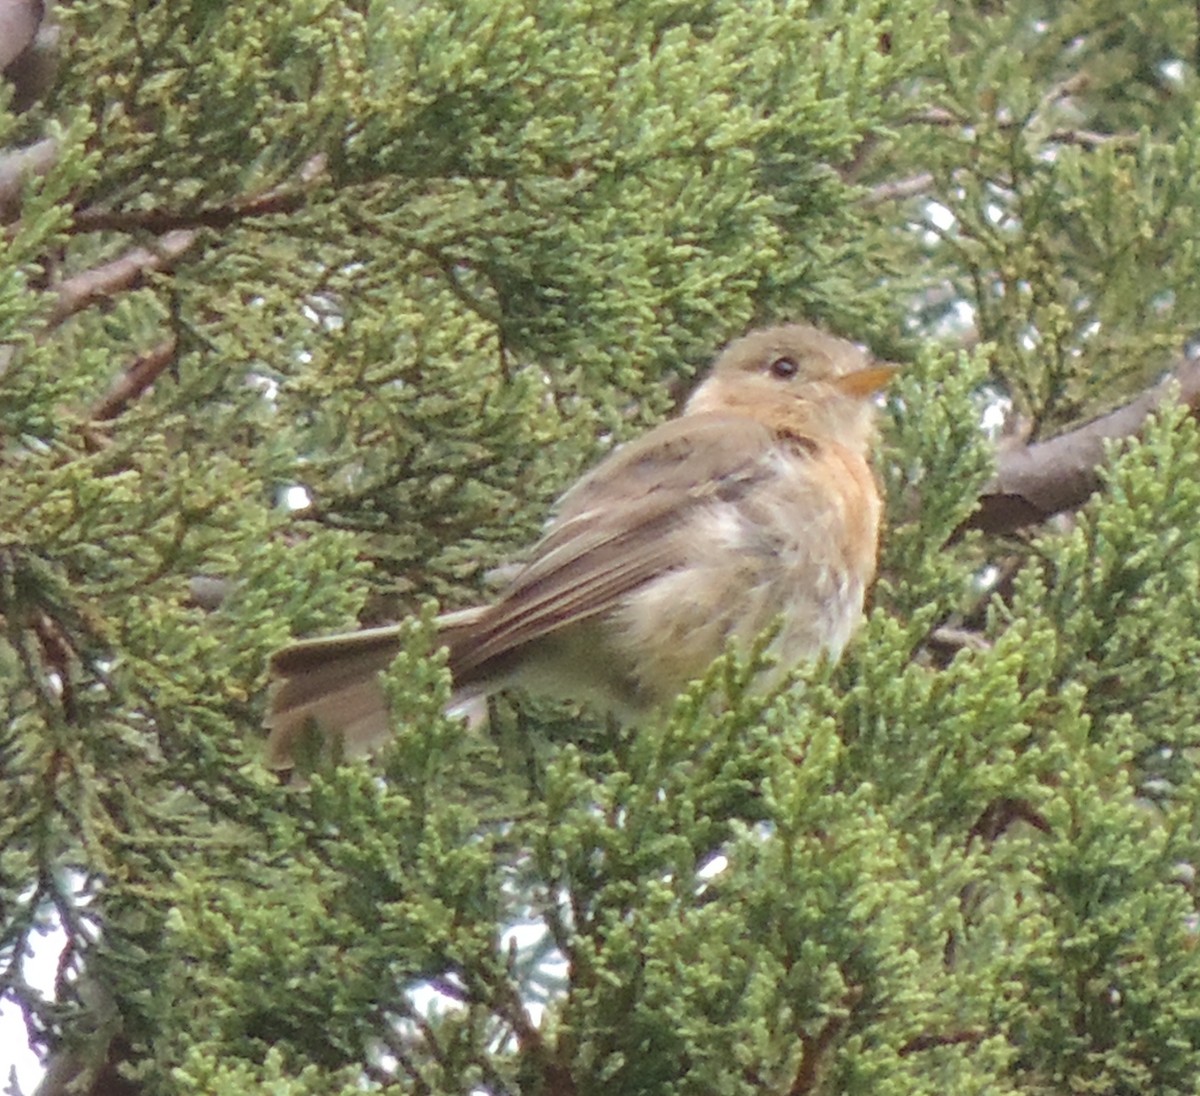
[3,0,1200,1092]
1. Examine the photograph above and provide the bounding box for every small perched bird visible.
[265,324,892,770]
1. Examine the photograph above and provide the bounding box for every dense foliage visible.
[4,1,1200,1093]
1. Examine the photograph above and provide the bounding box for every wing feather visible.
[445,413,791,681]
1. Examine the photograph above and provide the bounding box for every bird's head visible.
[685,324,894,451]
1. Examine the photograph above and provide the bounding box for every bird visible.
[264,324,893,771]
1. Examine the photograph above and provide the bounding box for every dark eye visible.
[768,356,799,379]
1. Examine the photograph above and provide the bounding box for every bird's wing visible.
[446,412,790,678]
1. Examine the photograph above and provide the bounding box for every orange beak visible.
[834,363,897,398]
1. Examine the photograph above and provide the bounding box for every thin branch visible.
[909,106,961,128]
[1045,127,1139,150]
[10,154,330,337]
[909,106,1137,149]
[70,187,309,235]
[44,155,328,436]
[46,229,196,329]
[968,797,1052,847]
[959,355,1200,537]
[376,1002,437,1094]
[488,978,576,1096]
[790,1019,844,1096]
[789,986,861,1096]
[862,172,935,206]
[0,137,58,216]
[899,1028,988,1056]
[69,153,327,235]
[89,337,178,421]
[925,626,992,662]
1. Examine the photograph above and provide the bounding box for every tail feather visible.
[264,610,493,771]
[265,626,403,769]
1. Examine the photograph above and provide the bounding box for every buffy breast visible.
[613,439,880,708]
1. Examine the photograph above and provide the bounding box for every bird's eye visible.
[768,356,799,379]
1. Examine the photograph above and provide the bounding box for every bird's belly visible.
[611,495,871,708]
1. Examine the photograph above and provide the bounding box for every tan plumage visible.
[265,324,892,770]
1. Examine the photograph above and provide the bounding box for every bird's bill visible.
[834,364,897,398]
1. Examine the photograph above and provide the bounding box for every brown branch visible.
[924,626,992,669]
[47,156,329,431]
[862,172,935,206]
[968,797,1052,847]
[899,1028,988,1057]
[492,978,577,1096]
[1045,127,1139,150]
[89,336,178,420]
[909,106,962,128]
[0,0,41,72]
[71,187,310,235]
[790,986,862,1095]
[959,356,1200,537]
[909,106,1136,150]
[0,136,58,216]
[791,1017,846,1095]
[70,153,327,235]
[45,229,196,329]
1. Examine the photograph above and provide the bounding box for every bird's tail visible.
[265,624,404,770]
[264,609,490,772]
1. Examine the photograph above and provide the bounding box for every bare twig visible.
[1045,127,1138,150]
[52,154,330,434]
[909,106,966,128]
[968,797,1053,847]
[926,626,992,659]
